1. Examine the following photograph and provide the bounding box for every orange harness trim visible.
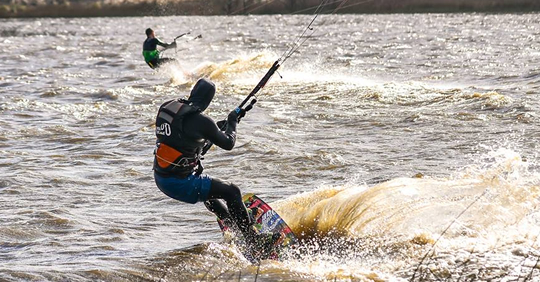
[155,143,183,168]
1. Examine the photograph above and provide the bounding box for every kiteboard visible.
[217,193,298,263]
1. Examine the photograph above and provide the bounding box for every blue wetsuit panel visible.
[154,172,212,204]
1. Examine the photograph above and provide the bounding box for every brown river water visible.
[1,13,540,281]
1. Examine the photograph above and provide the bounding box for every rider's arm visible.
[154,38,168,47]
[155,38,176,49]
[185,114,238,151]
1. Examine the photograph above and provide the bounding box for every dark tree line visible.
[2,0,540,17]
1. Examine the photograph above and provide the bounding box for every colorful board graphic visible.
[217,193,298,262]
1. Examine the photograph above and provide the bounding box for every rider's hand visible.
[169,41,177,48]
[227,107,246,123]
[227,109,239,123]
[236,107,246,120]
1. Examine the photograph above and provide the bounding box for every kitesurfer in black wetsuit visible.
[153,78,258,246]
[143,28,177,69]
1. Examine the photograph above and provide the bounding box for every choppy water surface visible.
[1,13,540,281]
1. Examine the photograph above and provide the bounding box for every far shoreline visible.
[2,0,540,18]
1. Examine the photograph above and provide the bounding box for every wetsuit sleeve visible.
[185,114,237,151]
[154,38,169,48]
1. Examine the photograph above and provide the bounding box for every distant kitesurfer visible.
[143,28,177,69]
[153,78,260,247]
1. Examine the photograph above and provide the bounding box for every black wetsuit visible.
[153,78,253,238]
[143,37,175,69]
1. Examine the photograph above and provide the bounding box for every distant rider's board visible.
[217,193,298,263]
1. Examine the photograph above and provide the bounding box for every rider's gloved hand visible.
[234,107,246,122]
[235,107,246,120]
[227,108,240,123]
[228,107,246,123]
[227,108,246,122]
[169,41,177,48]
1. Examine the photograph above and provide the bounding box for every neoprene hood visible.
[188,78,215,112]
